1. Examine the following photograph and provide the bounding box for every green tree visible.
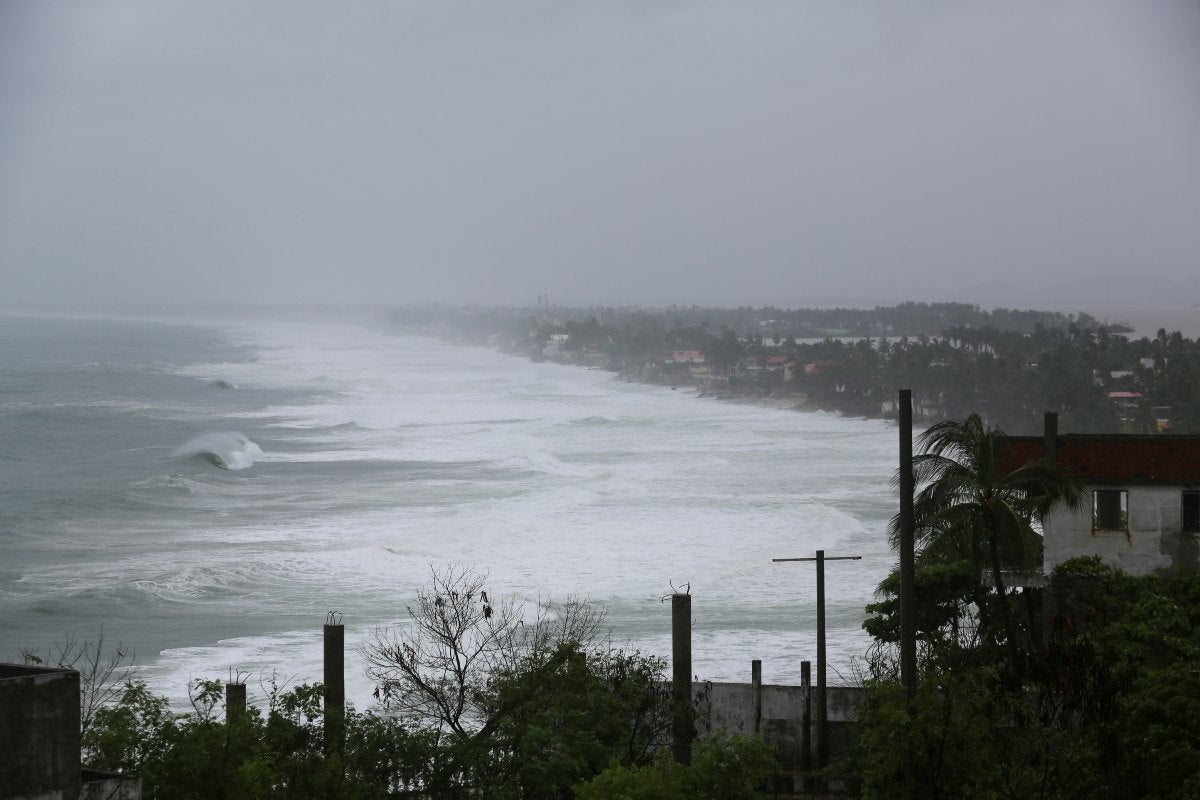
[84,677,435,799]
[863,560,981,675]
[1040,558,1200,799]
[857,557,1200,799]
[364,565,672,798]
[479,646,671,799]
[899,414,1083,664]
[574,734,777,800]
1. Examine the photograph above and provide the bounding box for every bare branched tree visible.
[363,563,607,737]
[20,629,137,737]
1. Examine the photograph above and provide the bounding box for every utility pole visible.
[899,389,916,700]
[898,390,917,799]
[773,550,862,782]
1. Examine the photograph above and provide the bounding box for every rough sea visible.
[0,313,899,709]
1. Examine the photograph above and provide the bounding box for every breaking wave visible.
[170,432,264,470]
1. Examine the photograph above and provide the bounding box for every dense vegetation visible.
[385,301,1200,435]
[858,558,1200,800]
[55,567,776,799]
[855,416,1200,799]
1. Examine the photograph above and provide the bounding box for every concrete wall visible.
[80,770,142,800]
[693,681,865,771]
[1045,485,1200,576]
[0,664,81,800]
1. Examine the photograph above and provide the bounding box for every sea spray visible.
[170,432,264,470]
[3,316,897,712]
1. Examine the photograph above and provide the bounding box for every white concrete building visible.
[997,418,1200,577]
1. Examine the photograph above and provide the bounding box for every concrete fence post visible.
[225,682,246,725]
[671,593,693,765]
[751,659,762,735]
[801,660,813,793]
[324,613,345,757]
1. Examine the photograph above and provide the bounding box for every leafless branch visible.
[19,630,137,737]
[363,564,609,738]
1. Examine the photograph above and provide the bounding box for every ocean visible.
[0,312,898,708]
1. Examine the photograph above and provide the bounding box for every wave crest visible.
[170,432,264,470]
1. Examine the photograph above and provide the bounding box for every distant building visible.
[1107,390,1144,424]
[670,350,705,364]
[997,415,1200,577]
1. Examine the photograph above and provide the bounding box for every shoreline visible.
[505,342,894,424]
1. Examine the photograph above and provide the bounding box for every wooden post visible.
[324,613,345,756]
[671,594,693,765]
[751,659,762,735]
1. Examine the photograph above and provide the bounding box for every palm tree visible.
[894,414,1083,664]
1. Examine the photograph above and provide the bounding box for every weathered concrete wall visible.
[1046,486,1200,576]
[825,686,865,762]
[0,664,81,800]
[80,770,142,800]
[693,681,864,771]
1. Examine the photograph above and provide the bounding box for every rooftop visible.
[996,434,1200,484]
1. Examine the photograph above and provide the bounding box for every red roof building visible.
[996,414,1200,576]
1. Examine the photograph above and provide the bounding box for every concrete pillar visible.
[1044,411,1058,462]
[225,682,246,725]
[751,659,762,735]
[671,593,693,765]
[0,666,81,800]
[324,618,345,756]
[1038,410,1061,652]
[800,660,812,793]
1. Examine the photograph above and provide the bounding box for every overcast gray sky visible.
[2,1,1198,310]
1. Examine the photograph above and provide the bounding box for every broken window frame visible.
[1092,489,1128,533]
[1183,491,1200,533]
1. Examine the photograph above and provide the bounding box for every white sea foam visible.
[4,317,902,709]
[170,432,265,470]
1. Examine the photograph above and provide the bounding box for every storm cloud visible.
[2,1,1198,309]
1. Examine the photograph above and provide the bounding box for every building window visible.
[1184,492,1200,533]
[1092,489,1128,532]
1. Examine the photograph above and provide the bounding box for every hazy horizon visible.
[3,1,1198,310]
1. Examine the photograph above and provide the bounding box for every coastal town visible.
[389,301,1200,436]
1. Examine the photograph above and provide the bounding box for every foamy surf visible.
[170,432,265,470]
[3,316,900,711]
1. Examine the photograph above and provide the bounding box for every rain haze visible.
[2,0,1198,311]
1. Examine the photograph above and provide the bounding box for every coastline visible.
[498,340,885,423]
